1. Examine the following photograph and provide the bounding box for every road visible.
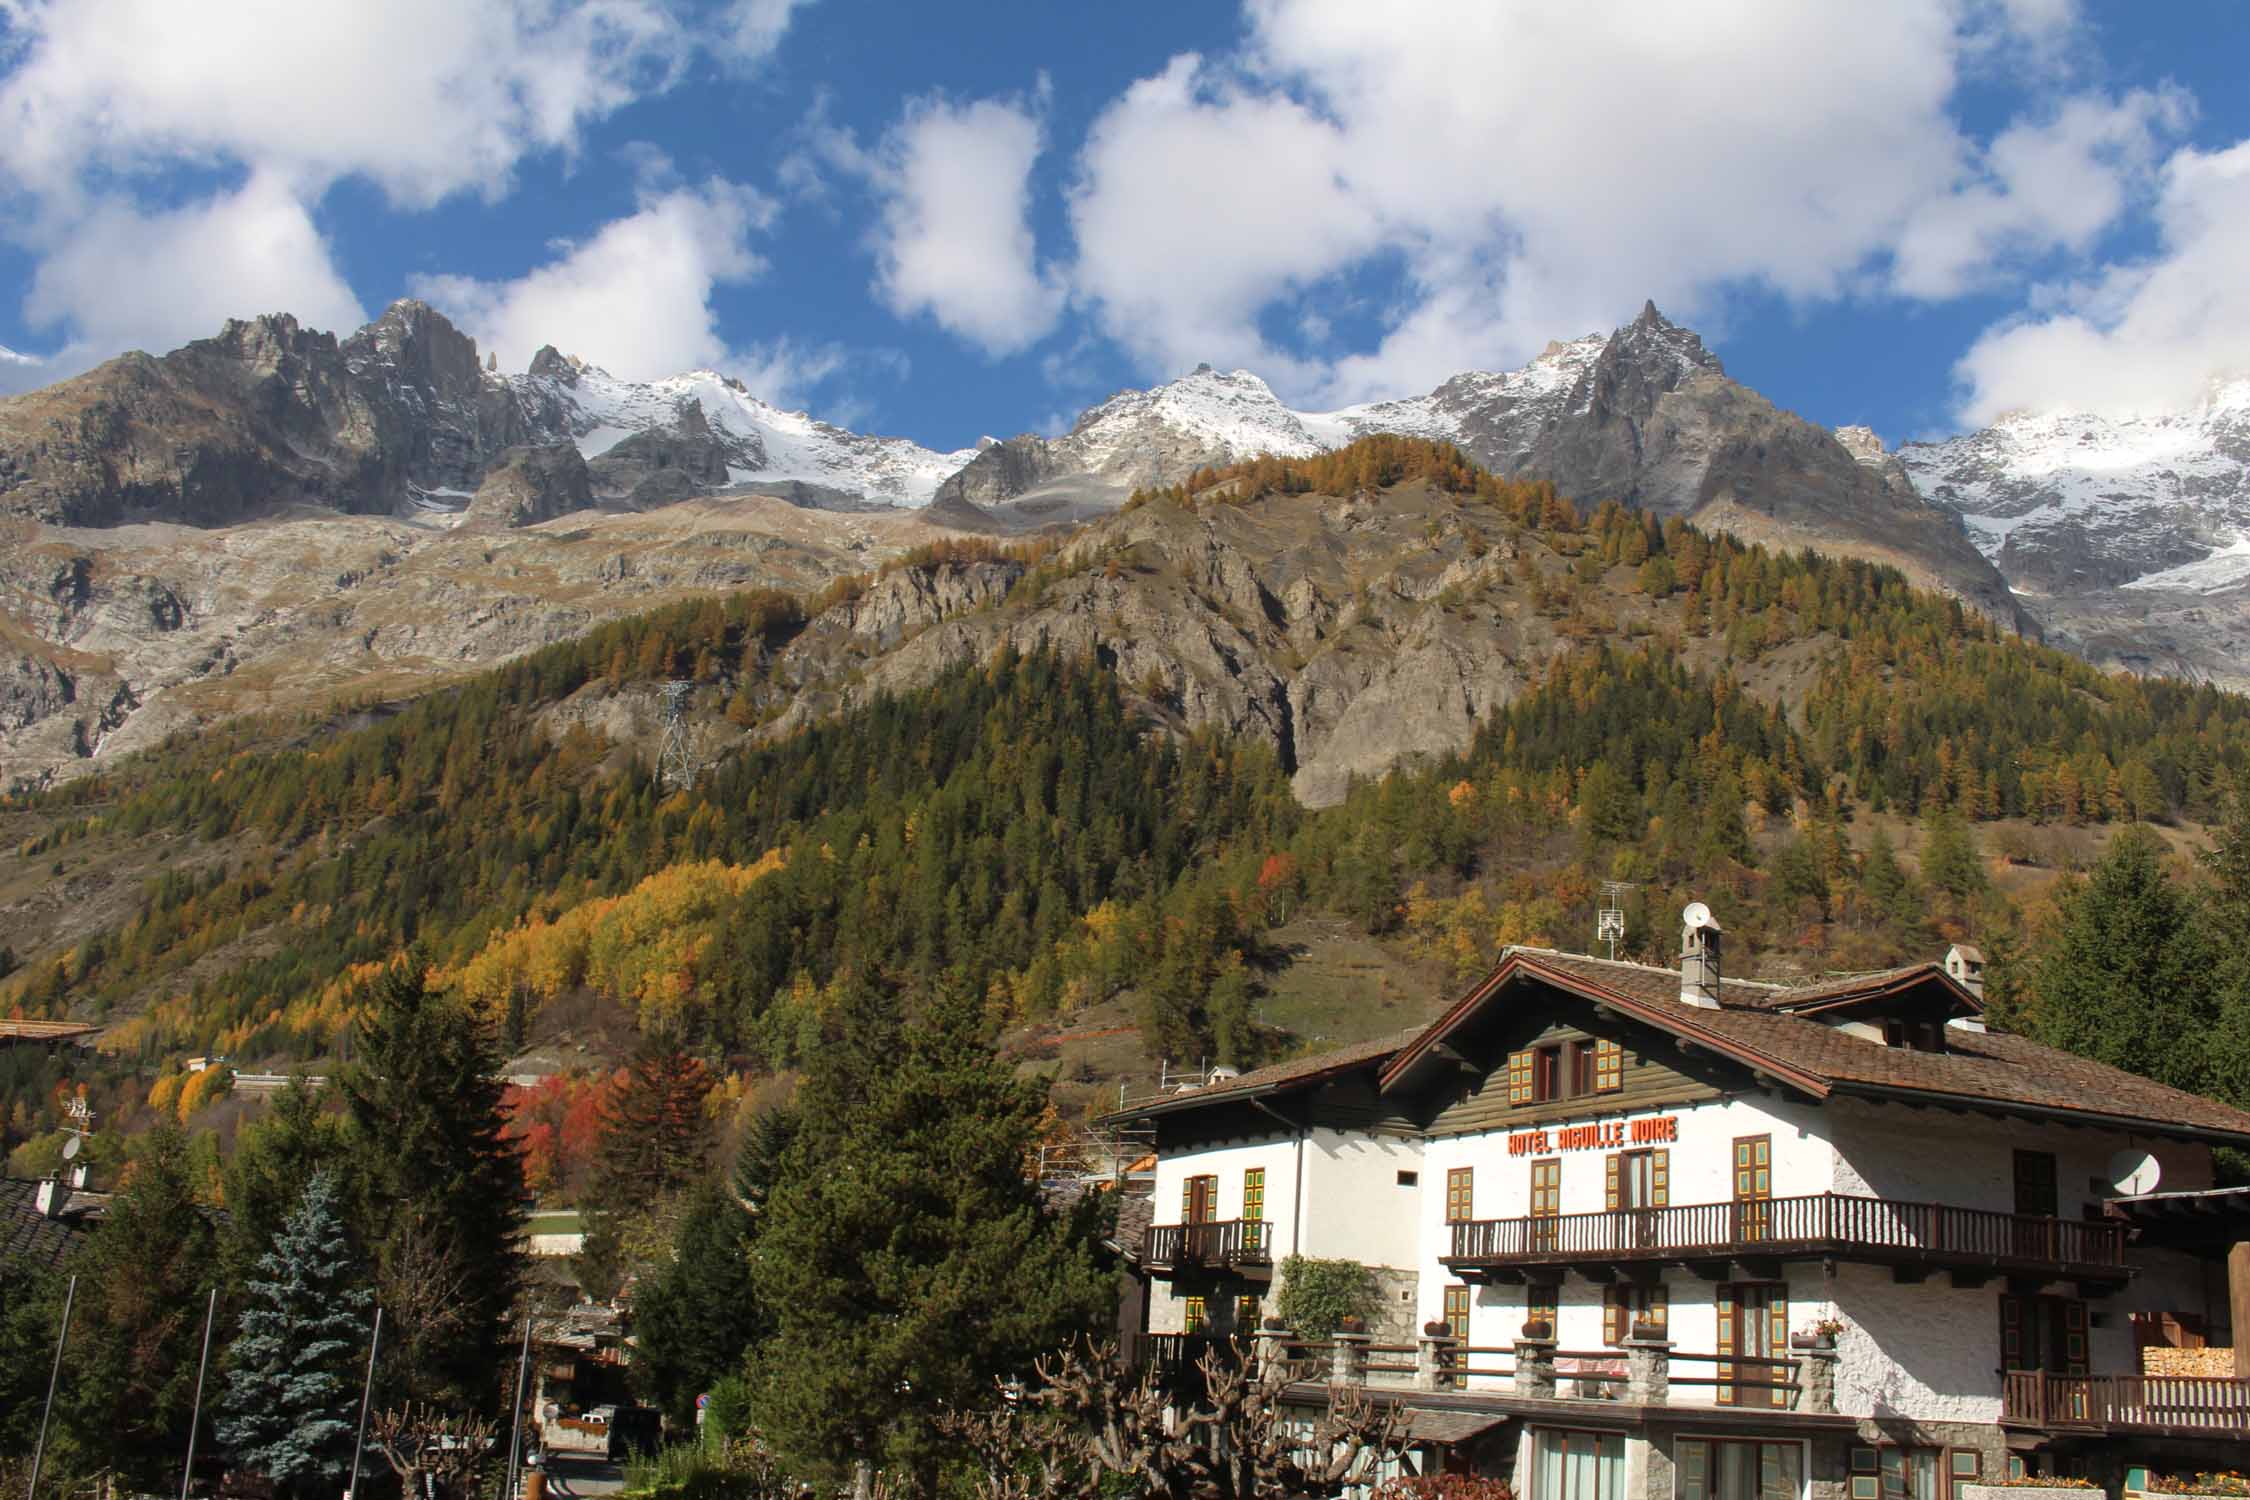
[537,1455,627,1497]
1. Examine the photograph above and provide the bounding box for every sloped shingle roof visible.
[0,1177,100,1273]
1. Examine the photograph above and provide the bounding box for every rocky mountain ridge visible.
[1848,382,2250,687]
[935,304,2018,628]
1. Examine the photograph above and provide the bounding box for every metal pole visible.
[346,1306,383,1500]
[178,1288,219,1500]
[27,1273,77,1500]
[505,1312,532,1500]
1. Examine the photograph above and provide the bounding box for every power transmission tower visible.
[657,680,698,791]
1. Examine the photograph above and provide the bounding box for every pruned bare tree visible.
[940,1337,1408,1500]
[370,1403,497,1496]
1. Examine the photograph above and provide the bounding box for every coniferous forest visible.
[6,439,2250,1492]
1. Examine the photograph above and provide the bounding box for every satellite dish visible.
[2107,1149,2161,1196]
[60,1134,80,1161]
[1682,901,1714,930]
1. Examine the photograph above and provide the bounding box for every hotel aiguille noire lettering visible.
[1505,1113,1681,1157]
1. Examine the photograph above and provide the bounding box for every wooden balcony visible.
[1444,1193,2128,1286]
[2004,1370,2250,1437]
[1143,1219,1274,1276]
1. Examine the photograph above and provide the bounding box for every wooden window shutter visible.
[2064,1300,2088,1374]
[1998,1295,2022,1369]
[1507,1049,1534,1104]
[1603,1286,1625,1346]
[1594,1038,1623,1092]
[1715,1285,1737,1405]
[1646,1285,1668,1334]
[1181,1177,1194,1224]
[1946,1449,1982,1500]
[1767,1290,1790,1406]
[1652,1149,1670,1207]
[1605,1154,1622,1211]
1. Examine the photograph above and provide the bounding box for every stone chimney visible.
[1680,905,1723,1009]
[1944,943,1985,999]
[35,1175,69,1219]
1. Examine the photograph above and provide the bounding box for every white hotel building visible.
[1114,916,2250,1500]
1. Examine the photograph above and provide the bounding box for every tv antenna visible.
[1596,881,1634,961]
[657,681,698,791]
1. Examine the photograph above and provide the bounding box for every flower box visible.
[1961,1483,2097,1500]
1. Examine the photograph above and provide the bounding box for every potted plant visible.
[1262,1314,1288,1331]
[1423,1319,1455,1338]
[1521,1318,1554,1340]
[1628,1319,1665,1342]
[1791,1316,1847,1349]
[1337,1314,1367,1334]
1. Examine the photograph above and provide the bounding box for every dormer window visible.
[1881,1020,1945,1053]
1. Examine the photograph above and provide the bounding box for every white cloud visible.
[829,89,1065,357]
[24,171,365,355]
[0,0,813,376]
[412,178,776,379]
[1890,87,2191,298]
[717,0,809,67]
[1954,138,2250,420]
[1063,0,2172,407]
[0,0,697,209]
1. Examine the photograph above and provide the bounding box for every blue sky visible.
[3,0,2249,452]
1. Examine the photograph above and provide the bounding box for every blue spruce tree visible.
[217,1170,372,1498]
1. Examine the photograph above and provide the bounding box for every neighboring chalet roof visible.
[0,1177,105,1273]
[1109,1193,1155,1265]
[1122,945,2250,1145]
[2105,1186,2250,1251]
[1110,1027,1422,1121]
[0,1020,101,1044]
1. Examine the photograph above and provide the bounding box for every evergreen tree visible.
[219,1077,352,1288]
[1920,805,1988,908]
[217,1172,371,1498]
[338,962,525,1407]
[747,978,1114,1489]
[55,1126,219,1489]
[2199,771,2250,1110]
[1859,826,1919,928]
[579,1039,716,1291]
[631,1176,764,1426]
[1695,768,1754,871]
[2030,827,2217,1094]
[1769,832,1830,921]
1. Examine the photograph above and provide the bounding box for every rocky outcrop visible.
[465,444,594,529]
[586,400,744,506]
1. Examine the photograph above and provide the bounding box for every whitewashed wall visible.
[1827,1095,2215,1214]
[1147,1130,1302,1335]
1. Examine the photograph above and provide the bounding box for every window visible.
[1235,1295,1261,1332]
[1999,1294,2087,1374]
[1601,1284,1667,1345]
[1607,1149,1669,1211]
[1446,1166,1475,1223]
[1569,1041,1596,1097]
[1184,1296,1207,1334]
[1530,1158,1561,1251]
[1717,1283,1788,1407]
[1527,1284,1558,1332]
[2013,1150,2059,1219]
[1532,1430,1624,1500]
[1397,1170,1419,1187]
[1681,1441,1805,1500]
[1243,1167,1265,1224]
[1883,1020,1907,1049]
[1442,1283,1472,1339]
[1535,1045,1562,1101]
[1850,1446,1938,1500]
[1181,1174,1217,1224]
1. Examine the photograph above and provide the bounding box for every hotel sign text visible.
[1507,1114,1679,1156]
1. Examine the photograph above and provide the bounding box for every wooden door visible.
[1182,1174,1217,1260]
[1733,1135,1772,1242]
[1717,1282,1788,1407]
[1531,1158,1561,1252]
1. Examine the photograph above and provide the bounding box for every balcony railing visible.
[1143,1218,1273,1272]
[2004,1370,2250,1437]
[1444,1193,2127,1279]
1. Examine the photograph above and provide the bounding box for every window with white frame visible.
[1677,1439,1805,1500]
[1532,1429,1623,1500]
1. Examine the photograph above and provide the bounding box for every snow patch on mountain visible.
[1896,376,2250,591]
[518,359,980,507]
